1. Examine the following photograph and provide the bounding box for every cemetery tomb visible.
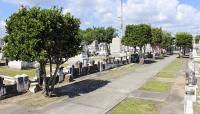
[88,40,99,55]
[0,77,6,97]
[98,43,109,56]
[29,82,40,93]
[15,74,29,93]
[0,85,6,97]
[21,74,29,91]
[8,60,36,70]
[58,67,65,83]
[184,96,193,114]
[110,38,122,55]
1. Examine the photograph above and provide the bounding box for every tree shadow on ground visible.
[176,55,190,58]
[52,79,110,98]
[155,56,165,59]
[144,59,157,64]
[163,55,169,57]
[182,56,189,58]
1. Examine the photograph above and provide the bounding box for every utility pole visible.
[120,0,124,38]
[193,26,200,48]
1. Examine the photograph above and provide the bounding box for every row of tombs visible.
[0,37,170,99]
[0,53,143,99]
[184,49,200,114]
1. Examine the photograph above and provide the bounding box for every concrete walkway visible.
[1,55,177,114]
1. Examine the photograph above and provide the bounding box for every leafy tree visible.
[151,27,162,54]
[161,32,173,54]
[175,32,193,55]
[136,24,152,49]
[80,28,96,44]
[123,24,151,56]
[195,35,200,43]
[80,27,116,44]
[4,6,81,96]
[122,25,137,52]
[151,27,162,45]
[105,27,117,43]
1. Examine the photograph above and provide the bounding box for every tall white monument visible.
[110,38,122,55]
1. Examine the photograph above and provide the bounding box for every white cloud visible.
[121,0,200,34]
[2,0,31,5]
[0,21,6,38]
[2,0,200,35]
[60,0,200,34]
[0,21,5,27]
[1,0,58,6]
[62,0,119,28]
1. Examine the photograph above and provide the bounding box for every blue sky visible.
[180,0,200,10]
[1,0,200,37]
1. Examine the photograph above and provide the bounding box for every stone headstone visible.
[0,53,3,60]
[29,82,40,93]
[8,61,36,70]
[110,38,121,55]
[192,49,197,57]
[88,40,99,55]
[188,61,200,75]
[0,77,3,85]
[81,43,89,66]
[0,86,6,97]
[0,77,5,97]
[67,43,89,67]
[146,44,152,53]
[98,43,109,56]
[58,67,64,83]
[15,74,29,92]
[15,75,24,92]
[184,96,193,114]
[21,74,29,91]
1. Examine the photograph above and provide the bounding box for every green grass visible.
[157,72,176,78]
[0,63,68,77]
[0,67,35,77]
[142,80,172,92]
[163,59,184,71]
[196,61,200,64]
[108,98,157,114]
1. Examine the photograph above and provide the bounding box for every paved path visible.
[158,61,186,114]
[1,55,177,114]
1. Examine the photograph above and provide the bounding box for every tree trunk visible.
[48,64,60,97]
[46,57,53,96]
[39,61,47,95]
[179,47,182,58]
[50,58,52,78]
[159,45,162,56]
[143,45,146,54]
[183,48,186,56]
[152,45,156,60]
[139,47,144,64]
[134,46,137,53]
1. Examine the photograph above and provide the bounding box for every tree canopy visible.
[195,35,200,43]
[151,27,162,46]
[161,32,173,48]
[122,25,137,47]
[4,6,81,96]
[175,32,193,49]
[123,24,151,48]
[80,27,117,44]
